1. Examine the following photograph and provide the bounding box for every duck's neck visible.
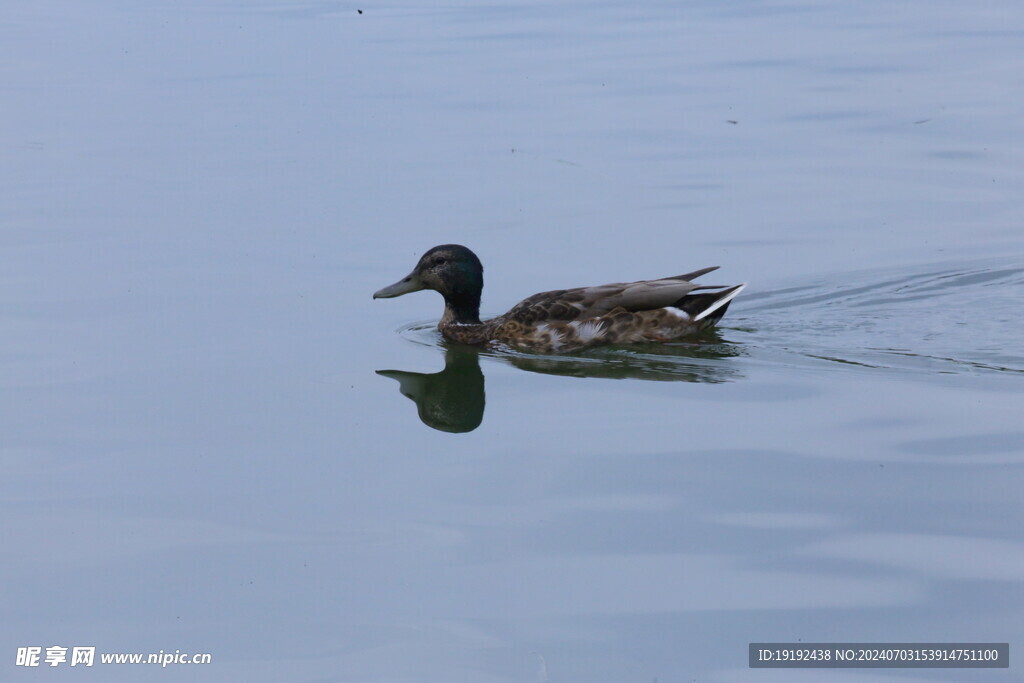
[440,292,482,326]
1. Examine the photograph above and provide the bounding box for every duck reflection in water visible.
[378,332,743,433]
[377,348,486,433]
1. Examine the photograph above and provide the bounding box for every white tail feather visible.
[693,283,747,322]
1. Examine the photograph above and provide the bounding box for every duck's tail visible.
[677,283,747,323]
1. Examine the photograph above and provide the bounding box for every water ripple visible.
[735,258,1024,377]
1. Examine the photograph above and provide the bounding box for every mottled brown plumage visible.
[374,245,745,353]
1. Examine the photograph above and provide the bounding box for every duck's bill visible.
[373,273,424,299]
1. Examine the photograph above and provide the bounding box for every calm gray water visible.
[3,1,1023,681]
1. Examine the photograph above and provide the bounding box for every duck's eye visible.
[433,257,447,266]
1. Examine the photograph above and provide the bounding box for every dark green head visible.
[373,244,484,323]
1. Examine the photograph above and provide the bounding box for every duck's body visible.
[374,245,745,353]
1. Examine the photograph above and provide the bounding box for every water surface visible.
[2,1,1023,681]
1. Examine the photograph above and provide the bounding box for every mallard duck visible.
[374,244,745,353]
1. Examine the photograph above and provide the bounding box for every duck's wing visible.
[502,266,721,324]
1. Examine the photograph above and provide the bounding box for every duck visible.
[373,244,745,353]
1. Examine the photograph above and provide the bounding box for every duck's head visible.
[374,245,484,319]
